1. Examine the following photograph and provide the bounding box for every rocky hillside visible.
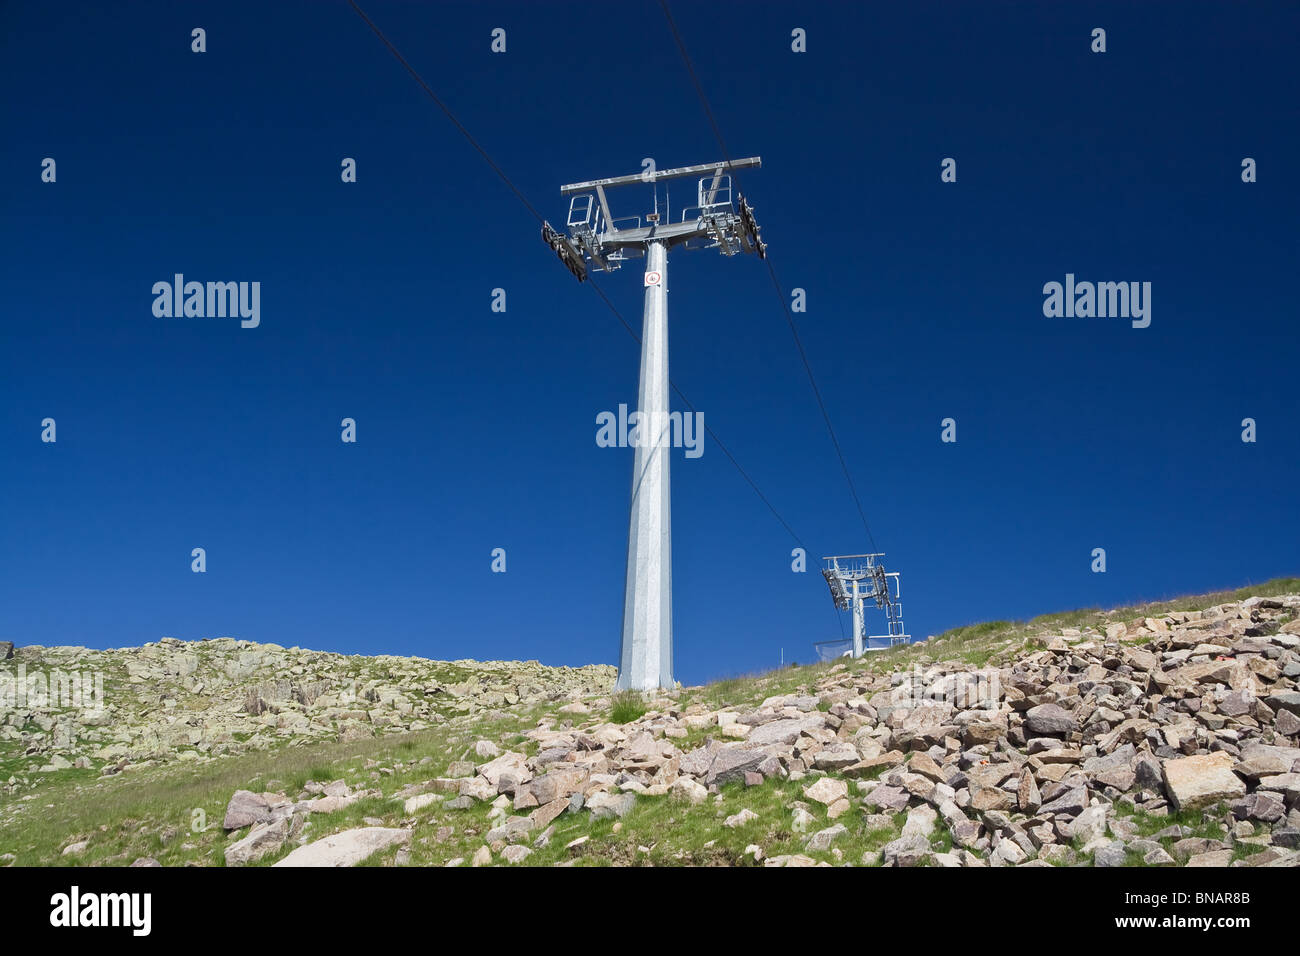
[2,580,1298,868]
[0,637,615,779]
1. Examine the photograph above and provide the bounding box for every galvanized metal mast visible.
[817,553,909,660]
[618,240,672,690]
[542,158,766,690]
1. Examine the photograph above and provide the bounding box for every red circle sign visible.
[645,271,662,286]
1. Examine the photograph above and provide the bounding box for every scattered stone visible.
[882,834,932,867]
[225,818,289,866]
[586,791,636,819]
[1162,753,1247,811]
[902,805,937,840]
[501,845,532,864]
[223,790,286,831]
[273,827,411,867]
[813,744,860,770]
[804,777,848,806]
[703,748,767,787]
[1266,692,1300,716]
[1025,703,1077,736]
[1017,769,1041,813]
[1093,842,1129,867]
[725,808,759,828]
[404,793,440,815]
[805,824,848,852]
[11,585,1300,870]
[670,777,708,805]
[992,839,1027,865]
[1069,805,1109,845]
[485,816,535,844]
[1039,786,1088,817]
[863,784,911,811]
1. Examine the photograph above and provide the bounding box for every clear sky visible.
[2,1,1297,685]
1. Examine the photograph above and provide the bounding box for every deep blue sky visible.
[2,2,1296,685]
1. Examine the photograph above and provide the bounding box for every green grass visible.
[0,698,565,867]
[609,691,647,725]
[1113,803,1229,841]
[1230,843,1267,862]
[3,577,1295,867]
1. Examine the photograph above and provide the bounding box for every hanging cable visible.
[348,0,808,551]
[658,0,881,555]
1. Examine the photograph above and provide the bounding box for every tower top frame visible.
[541,156,765,280]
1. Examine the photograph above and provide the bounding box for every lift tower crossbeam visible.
[819,553,909,658]
[543,157,766,690]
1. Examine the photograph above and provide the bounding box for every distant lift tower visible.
[818,554,909,659]
[542,158,767,690]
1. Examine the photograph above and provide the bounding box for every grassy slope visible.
[1,576,1295,867]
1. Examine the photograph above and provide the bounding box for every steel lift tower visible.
[818,554,909,659]
[542,158,766,690]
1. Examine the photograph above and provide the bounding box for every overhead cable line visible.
[348,0,808,550]
[658,0,882,555]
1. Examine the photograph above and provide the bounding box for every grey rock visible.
[586,791,635,819]
[992,838,1027,865]
[1082,743,1136,775]
[1257,773,1300,797]
[1143,846,1176,866]
[1230,792,1286,823]
[1134,753,1163,791]
[1017,769,1041,813]
[225,817,289,866]
[1217,689,1254,717]
[703,748,766,787]
[863,784,911,811]
[1093,842,1129,867]
[881,833,932,867]
[1266,692,1300,716]
[1270,828,1300,849]
[1025,703,1077,736]
[1040,786,1088,817]
[528,769,588,805]
[678,745,718,777]
[273,827,411,867]
[485,816,535,844]
[805,824,848,852]
[1069,805,1109,844]
[813,743,861,770]
[223,790,284,831]
[1162,753,1247,811]
[745,716,825,747]
[902,805,938,840]
[1172,837,1230,860]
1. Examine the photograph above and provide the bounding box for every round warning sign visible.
[644,271,662,287]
